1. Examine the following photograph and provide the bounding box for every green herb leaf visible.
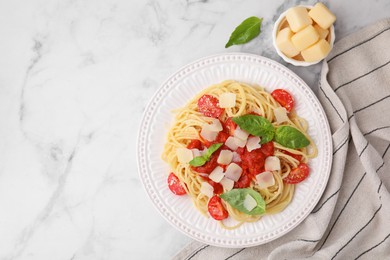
[274,126,310,149]
[232,115,275,144]
[220,188,266,215]
[189,156,207,167]
[189,143,223,167]
[225,16,263,48]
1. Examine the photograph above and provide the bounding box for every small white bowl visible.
[272,5,335,67]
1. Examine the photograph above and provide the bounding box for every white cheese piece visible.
[234,126,250,141]
[176,148,194,163]
[200,124,219,141]
[276,27,300,58]
[200,182,214,198]
[234,137,247,148]
[219,93,236,108]
[256,171,275,189]
[308,2,336,29]
[191,149,201,157]
[274,107,289,124]
[209,166,225,183]
[224,163,243,182]
[220,177,234,191]
[246,136,261,152]
[243,194,257,212]
[209,118,223,132]
[301,39,331,62]
[225,136,239,150]
[265,156,281,171]
[291,25,320,52]
[286,6,313,32]
[232,151,241,163]
[217,150,233,165]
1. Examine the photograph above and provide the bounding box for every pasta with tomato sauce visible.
[162,80,317,229]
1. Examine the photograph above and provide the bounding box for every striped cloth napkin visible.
[174,18,390,260]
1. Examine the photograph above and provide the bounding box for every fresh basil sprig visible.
[274,126,310,149]
[232,115,274,144]
[220,188,266,215]
[189,143,223,167]
[225,16,263,48]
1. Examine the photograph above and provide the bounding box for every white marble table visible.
[0,0,389,259]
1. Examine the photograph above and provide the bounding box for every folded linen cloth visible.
[174,18,390,260]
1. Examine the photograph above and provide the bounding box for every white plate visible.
[137,53,332,247]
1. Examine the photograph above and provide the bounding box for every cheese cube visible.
[286,6,313,32]
[291,25,320,51]
[314,24,329,39]
[243,194,257,211]
[217,150,233,165]
[209,166,225,183]
[308,3,336,29]
[274,107,289,124]
[220,177,234,191]
[276,27,300,58]
[301,39,331,62]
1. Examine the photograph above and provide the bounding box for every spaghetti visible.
[162,80,317,229]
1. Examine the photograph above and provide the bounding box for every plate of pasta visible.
[137,53,332,247]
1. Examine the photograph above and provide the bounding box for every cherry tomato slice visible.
[208,195,228,220]
[167,173,187,195]
[271,89,294,112]
[284,163,310,184]
[197,94,224,118]
[186,139,204,150]
[281,150,303,162]
[260,141,274,157]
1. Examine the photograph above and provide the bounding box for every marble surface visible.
[0,0,389,259]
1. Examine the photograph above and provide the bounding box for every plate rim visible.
[137,52,333,248]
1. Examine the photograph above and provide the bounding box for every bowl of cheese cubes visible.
[273,3,336,66]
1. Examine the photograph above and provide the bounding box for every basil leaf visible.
[225,16,263,48]
[274,126,310,149]
[220,188,266,215]
[189,143,223,167]
[189,156,207,167]
[232,115,275,144]
[204,143,223,157]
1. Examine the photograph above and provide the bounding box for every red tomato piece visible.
[241,148,265,176]
[234,171,253,188]
[191,154,219,174]
[271,89,294,112]
[224,117,237,136]
[284,163,310,184]
[281,150,303,162]
[208,195,228,220]
[260,141,274,157]
[216,131,229,143]
[186,139,203,150]
[200,136,213,148]
[167,173,187,195]
[197,95,224,118]
[208,179,223,195]
[235,147,245,155]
